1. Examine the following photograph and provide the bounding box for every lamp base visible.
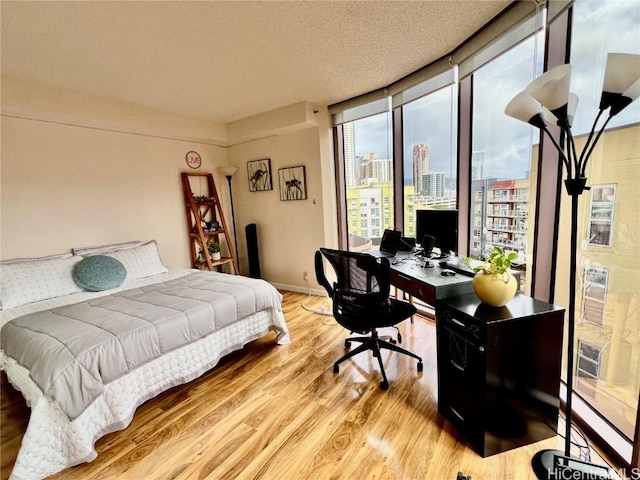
[532,449,613,480]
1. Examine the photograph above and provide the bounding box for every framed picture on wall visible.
[247,158,272,192]
[278,165,307,201]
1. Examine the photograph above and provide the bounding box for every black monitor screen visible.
[416,209,458,256]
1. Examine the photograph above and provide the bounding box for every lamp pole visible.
[225,174,239,266]
[505,54,640,480]
[217,166,240,272]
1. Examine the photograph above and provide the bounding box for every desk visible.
[389,253,475,305]
[436,294,564,456]
[388,253,564,457]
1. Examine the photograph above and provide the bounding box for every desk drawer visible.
[390,270,435,304]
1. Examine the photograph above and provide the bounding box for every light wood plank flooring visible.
[0,291,615,480]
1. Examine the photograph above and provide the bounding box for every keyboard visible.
[439,258,477,277]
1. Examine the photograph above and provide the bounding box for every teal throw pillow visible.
[73,255,127,292]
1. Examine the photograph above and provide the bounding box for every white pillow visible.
[1,252,72,265]
[72,240,144,257]
[105,241,168,280]
[0,256,84,310]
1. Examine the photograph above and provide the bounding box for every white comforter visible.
[0,270,290,480]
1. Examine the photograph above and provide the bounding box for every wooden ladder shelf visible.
[181,172,239,273]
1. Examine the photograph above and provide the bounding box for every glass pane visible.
[471,34,545,294]
[342,112,394,251]
[555,0,640,448]
[402,85,458,244]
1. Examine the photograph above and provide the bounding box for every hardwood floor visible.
[0,291,614,480]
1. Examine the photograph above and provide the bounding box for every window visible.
[581,265,609,326]
[471,33,544,287]
[588,184,617,247]
[402,86,458,239]
[342,112,393,251]
[577,341,602,379]
[332,1,639,462]
[554,0,640,456]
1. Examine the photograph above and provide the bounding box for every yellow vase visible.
[472,271,518,307]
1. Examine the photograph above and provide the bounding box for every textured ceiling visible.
[1,1,511,124]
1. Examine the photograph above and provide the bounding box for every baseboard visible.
[271,282,327,297]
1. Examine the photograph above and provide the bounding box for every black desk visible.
[387,254,564,456]
[389,253,475,305]
[436,294,565,456]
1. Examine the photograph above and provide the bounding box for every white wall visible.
[228,127,327,291]
[1,77,336,291]
[0,77,229,268]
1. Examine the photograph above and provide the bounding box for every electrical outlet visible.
[303,271,308,281]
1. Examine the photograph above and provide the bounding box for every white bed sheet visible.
[1,270,290,480]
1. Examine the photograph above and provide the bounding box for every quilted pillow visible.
[73,255,127,292]
[104,240,168,280]
[0,256,84,309]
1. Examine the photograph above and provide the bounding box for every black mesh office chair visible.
[315,247,423,390]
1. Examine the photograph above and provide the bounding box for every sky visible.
[352,0,640,185]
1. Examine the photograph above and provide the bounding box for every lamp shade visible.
[600,53,640,111]
[609,77,640,116]
[566,93,579,127]
[526,64,572,124]
[217,166,239,177]
[542,106,559,126]
[505,91,547,129]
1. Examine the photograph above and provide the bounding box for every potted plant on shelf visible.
[207,241,221,261]
[464,246,519,307]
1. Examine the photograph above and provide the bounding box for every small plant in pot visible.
[464,246,519,307]
[207,241,221,261]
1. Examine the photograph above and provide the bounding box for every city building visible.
[343,122,357,188]
[470,177,529,260]
[412,144,429,193]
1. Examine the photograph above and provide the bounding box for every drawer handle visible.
[451,318,466,328]
[397,273,412,281]
[450,406,465,422]
[450,360,465,372]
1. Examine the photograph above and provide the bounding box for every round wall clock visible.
[185,151,202,169]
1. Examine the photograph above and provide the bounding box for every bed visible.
[0,241,290,480]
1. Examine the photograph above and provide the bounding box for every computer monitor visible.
[416,209,458,257]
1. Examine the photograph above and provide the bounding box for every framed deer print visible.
[278,165,307,201]
[247,158,272,192]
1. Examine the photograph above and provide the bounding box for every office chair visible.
[315,248,423,390]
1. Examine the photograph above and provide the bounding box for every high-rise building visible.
[471,151,485,181]
[343,123,357,187]
[412,144,429,193]
[422,172,445,198]
[360,157,393,183]
[469,178,529,262]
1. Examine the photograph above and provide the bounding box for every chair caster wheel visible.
[344,340,351,349]
[389,339,397,345]
[380,381,389,390]
[417,362,423,373]
[333,364,340,374]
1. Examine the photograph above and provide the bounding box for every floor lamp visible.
[505,53,640,480]
[217,166,240,268]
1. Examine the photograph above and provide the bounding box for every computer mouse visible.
[441,269,456,277]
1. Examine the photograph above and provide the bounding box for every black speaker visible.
[421,234,435,258]
[245,223,261,279]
